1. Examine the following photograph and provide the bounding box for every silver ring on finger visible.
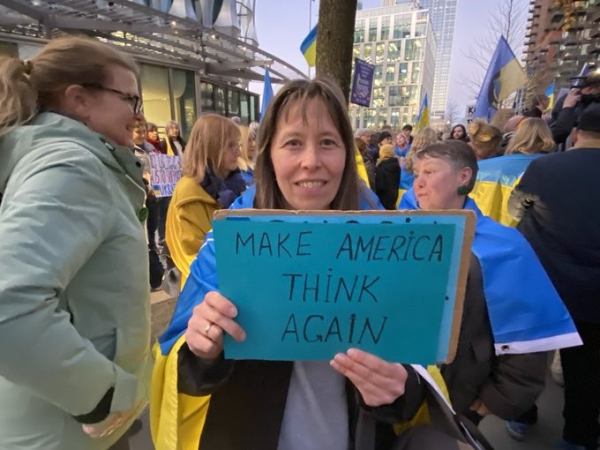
[204,322,213,336]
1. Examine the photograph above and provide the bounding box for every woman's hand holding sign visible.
[186,291,246,360]
[330,348,408,407]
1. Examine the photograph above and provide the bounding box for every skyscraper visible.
[351,3,437,128]
[384,0,459,122]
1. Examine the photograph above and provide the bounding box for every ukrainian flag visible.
[470,153,543,227]
[300,25,317,67]
[545,81,555,110]
[474,36,527,121]
[416,94,429,129]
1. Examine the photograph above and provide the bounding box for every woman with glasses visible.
[0,37,151,449]
[165,114,246,288]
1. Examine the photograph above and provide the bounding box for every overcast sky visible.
[250,0,527,120]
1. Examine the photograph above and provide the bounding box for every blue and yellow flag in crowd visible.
[416,93,429,129]
[300,25,317,67]
[545,81,555,110]
[474,36,527,121]
[260,69,273,121]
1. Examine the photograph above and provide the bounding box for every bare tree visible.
[461,0,528,99]
[316,0,358,100]
[445,98,462,125]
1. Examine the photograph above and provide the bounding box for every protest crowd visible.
[0,35,599,450]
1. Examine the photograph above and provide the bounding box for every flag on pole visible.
[545,81,555,110]
[260,69,274,121]
[416,94,429,129]
[300,25,317,67]
[474,36,528,121]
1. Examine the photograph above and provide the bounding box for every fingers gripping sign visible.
[330,348,408,407]
[185,291,247,361]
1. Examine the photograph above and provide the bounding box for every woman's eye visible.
[285,140,301,147]
[321,139,336,146]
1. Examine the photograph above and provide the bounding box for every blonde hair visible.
[377,144,395,165]
[182,114,241,182]
[468,120,502,160]
[405,127,438,172]
[505,118,556,155]
[0,36,137,138]
[255,77,359,211]
[237,125,257,172]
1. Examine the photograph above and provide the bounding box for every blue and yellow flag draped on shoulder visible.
[399,189,581,354]
[474,36,527,121]
[470,153,544,227]
[300,24,317,67]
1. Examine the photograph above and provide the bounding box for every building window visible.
[393,14,411,39]
[249,95,257,122]
[364,44,373,63]
[405,39,423,61]
[398,62,409,84]
[376,43,386,64]
[414,23,427,38]
[374,64,383,87]
[391,108,400,127]
[140,64,172,134]
[411,62,421,84]
[354,19,365,43]
[201,82,215,111]
[389,86,400,106]
[215,86,226,116]
[353,45,361,59]
[240,93,249,123]
[228,89,240,117]
[373,87,385,108]
[380,16,390,41]
[386,64,396,83]
[171,69,197,140]
[368,18,378,42]
[387,41,401,62]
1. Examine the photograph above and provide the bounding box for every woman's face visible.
[147,129,158,141]
[452,127,464,139]
[413,156,471,210]
[270,98,346,211]
[75,65,141,147]
[219,139,241,176]
[132,125,146,146]
[247,135,257,160]
[395,133,407,148]
[168,124,180,138]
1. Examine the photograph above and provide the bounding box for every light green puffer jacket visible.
[0,112,152,449]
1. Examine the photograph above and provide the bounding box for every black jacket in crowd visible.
[509,147,600,323]
[375,158,400,210]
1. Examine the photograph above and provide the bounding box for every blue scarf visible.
[400,189,581,354]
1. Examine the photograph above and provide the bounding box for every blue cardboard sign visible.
[350,58,375,107]
[213,211,474,365]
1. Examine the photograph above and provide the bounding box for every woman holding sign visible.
[400,141,580,428]
[151,79,486,450]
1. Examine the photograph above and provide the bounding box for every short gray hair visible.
[354,128,370,138]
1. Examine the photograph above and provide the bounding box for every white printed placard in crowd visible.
[149,153,182,197]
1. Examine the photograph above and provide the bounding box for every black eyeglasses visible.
[82,83,143,114]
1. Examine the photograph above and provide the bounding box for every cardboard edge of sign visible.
[213,209,477,365]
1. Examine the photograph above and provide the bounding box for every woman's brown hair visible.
[254,77,359,211]
[182,114,241,182]
[0,36,137,138]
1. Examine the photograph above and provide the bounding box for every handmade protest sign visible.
[213,210,475,365]
[149,153,181,197]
